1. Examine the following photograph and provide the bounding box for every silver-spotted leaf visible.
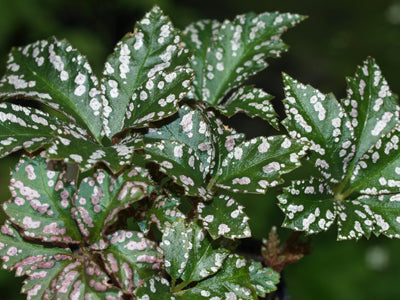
[145,141,212,199]
[248,260,280,297]
[0,222,75,299]
[279,178,337,234]
[0,103,60,158]
[214,135,308,193]
[179,222,229,284]
[282,73,354,183]
[3,156,81,243]
[0,37,103,142]
[281,58,400,240]
[145,105,216,174]
[73,169,146,245]
[122,68,193,130]
[102,6,191,137]
[102,230,163,293]
[343,58,399,163]
[136,276,174,300]
[197,194,251,239]
[161,220,230,292]
[179,254,256,299]
[183,12,305,105]
[217,85,279,129]
[46,128,143,173]
[160,219,189,280]
[138,195,184,234]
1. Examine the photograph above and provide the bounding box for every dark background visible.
[0,0,400,299]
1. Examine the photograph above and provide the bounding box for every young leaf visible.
[197,194,251,239]
[248,260,280,297]
[3,155,81,243]
[183,12,305,105]
[102,5,191,137]
[280,58,400,240]
[0,37,103,142]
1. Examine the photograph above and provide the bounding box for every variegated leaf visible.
[136,276,173,299]
[102,6,191,137]
[197,194,251,239]
[3,156,81,244]
[179,254,256,299]
[343,58,399,163]
[145,105,216,174]
[46,128,143,173]
[280,58,400,240]
[161,220,230,292]
[183,12,305,105]
[161,219,189,280]
[0,37,103,142]
[73,170,147,245]
[102,230,163,293]
[214,135,308,193]
[282,73,354,183]
[217,85,279,129]
[248,260,280,297]
[138,195,184,234]
[122,68,193,130]
[0,103,59,157]
[144,141,212,199]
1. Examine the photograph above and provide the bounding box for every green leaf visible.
[145,105,216,174]
[279,178,336,234]
[0,103,60,158]
[136,276,174,300]
[102,230,163,293]
[343,57,399,163]
[122,68,194,130]
[282,73,353,183]
[46,128,143,173]
[248,260,280,297]
[145,141,212,199]
[3,156,81,243]
[280,58,400,240]
[179,254,256,299]
[349,126,400,194]
[0,37,103,142]
[217,85,279,129]
[214,135,308,193]
[183,12,305,105]
[198,194,251,239]
[138,195,184,234]
[161,219,189,280]
[179,222,229,284]
[73,169,146,245]
[102,6,191,137]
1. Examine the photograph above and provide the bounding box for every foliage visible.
[0,4,399,300]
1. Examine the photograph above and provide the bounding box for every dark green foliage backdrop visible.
[0,0,399,299]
